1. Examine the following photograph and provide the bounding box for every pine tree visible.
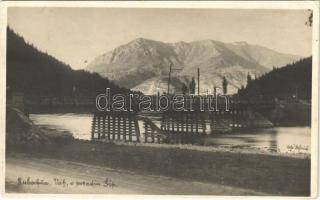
[247,73,252,85]
[189,77,196,94]
[222,76,228,95]
[181,83,188,95]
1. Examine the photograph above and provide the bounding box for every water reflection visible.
[269,129,278,152]
[203,127,310,153]
[30,114,311,154]
[30,113,93,140]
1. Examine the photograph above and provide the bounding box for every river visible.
[29,113,311,154]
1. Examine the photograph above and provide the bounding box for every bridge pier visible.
[91,112,141,142]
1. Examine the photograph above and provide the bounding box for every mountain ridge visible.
[86,38,301,94]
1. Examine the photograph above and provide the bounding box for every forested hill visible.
[7,27,131,98]
[238,57,312,101]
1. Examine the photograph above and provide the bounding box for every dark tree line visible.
[6,27,133,100]
[237,57,312,101]
[180,77,196,95]
[305,9,313,27]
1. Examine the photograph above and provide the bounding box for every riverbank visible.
[5,152,267,195]
[5,107,311,195]
[6,138,310,196]
[29,113,311,152]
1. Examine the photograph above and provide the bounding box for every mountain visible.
[7,28,131,107]
[86,38,301,94]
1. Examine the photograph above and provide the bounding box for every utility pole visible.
[197,68,200,95]
[167,64,172,94]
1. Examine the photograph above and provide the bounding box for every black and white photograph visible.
[1,1,319,197]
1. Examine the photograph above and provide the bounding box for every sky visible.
[8,7,312,69]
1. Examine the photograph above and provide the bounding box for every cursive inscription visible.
[287,144,309,153]
[17,177,116,188]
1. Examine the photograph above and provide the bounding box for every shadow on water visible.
[29,113,311,154]
[269,129,278,152]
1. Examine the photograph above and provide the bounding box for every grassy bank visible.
[7,138,310,196]
[5,107,310,196]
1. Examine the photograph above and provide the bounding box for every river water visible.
[30,113,311,154]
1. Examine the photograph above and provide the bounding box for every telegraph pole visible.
[197,68,200,95]
[167,64,172,94]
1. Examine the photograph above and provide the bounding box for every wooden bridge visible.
[91,111,207,144]
[91,101,274,144]
[91,112,141,142]
[25,95,276,144]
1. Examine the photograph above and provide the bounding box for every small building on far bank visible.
[7,88,27,116]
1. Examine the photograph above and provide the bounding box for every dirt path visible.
[5,153,266,195]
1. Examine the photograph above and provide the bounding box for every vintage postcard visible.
[0,1,319,198]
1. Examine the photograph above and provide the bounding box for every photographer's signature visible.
[287,144,309,153]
